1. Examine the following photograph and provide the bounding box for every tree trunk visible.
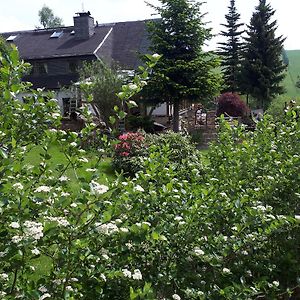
[173,101,180,132]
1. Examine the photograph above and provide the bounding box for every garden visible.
[1,39,300,300]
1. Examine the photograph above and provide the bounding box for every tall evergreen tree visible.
[144,0,222,131]
[240,0,286,109]
[218,0,244,93]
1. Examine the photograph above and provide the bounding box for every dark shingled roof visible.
[1,20,152,69]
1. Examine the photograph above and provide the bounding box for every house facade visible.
[1,12,150,116]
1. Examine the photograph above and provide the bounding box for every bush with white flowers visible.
[1,45,300,300]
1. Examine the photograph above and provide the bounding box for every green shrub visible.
[267,94,300,119]
[2,47,300,300]
[127,115,154,133]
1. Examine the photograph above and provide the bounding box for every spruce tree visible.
[144,0,222,132]
[218,0,244,93]
[240,0,286,109]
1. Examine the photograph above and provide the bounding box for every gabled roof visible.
[1,19,152,69]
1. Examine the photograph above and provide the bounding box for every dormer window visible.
[50,31,63,38]
[6,35,18,42]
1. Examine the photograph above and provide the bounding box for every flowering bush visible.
[1,47,300,300]
[112,131,147,175]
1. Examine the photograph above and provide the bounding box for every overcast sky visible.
[0,0,299,50]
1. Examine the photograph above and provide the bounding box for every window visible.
[50,31,63,38]
[6,35,17,42]
[63,98,70,116]
[68,61,78,73]
[37,62,48,75]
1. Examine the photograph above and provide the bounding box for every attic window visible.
[70,30,75,35]
[50,31,63,38]
[6,35,17,42]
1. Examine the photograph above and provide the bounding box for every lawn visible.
[25,142,115,191]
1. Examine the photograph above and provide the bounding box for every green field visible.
[283,50,300,98]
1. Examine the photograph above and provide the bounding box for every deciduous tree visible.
[38,5,64,28]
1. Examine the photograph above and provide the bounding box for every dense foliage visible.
[1,44,300,300]
[239,0,286,109]
[78,60,123,128]
[216,92,249,117]
[218,0,244,93]
[144,0,222,131]
[112,131,201,177]
[38,5,64,29]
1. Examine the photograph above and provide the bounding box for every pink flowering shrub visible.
[113,132,146,175]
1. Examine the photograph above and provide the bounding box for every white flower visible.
[31,248,40,256]
[66,286,73,292]
[220,192,227,197]
[102,254,109,260]
[100,274,107,282]
[61,192,70,197]
[222,268,231,274]
[122,269,132,278]
[172,294,181,300]
[125,243,133,249]
[38,286,48,293]
[46,217,69,227]
[35,186,52,193]
[24,221,44,240]
[59,176,69,182]
[90,181,109,195]
[152,53,160,59]
[272,280,280,287]
[13,183,24,190]
[0,292,7,297]
[70,142,77,147]
[142,222,151,227]
[135,185,144,192]
[95,222,118,235]
[70,203,77,208]
[78,157,89,163]
[132,269,142,280]
[194,247,205,256]
[128,83,138,90]
[295,215,300,223]
[120,227,129,233]
[86,168,97,172]
[0,273,9,281]
[12,235,23,244]
[174,216,183,221]
[10,222,20,229]
[40,293,51,300]
[52,112,61,119]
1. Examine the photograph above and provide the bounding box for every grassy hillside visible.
[283,50,300,98]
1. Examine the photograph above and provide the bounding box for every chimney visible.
[73,11,95,40]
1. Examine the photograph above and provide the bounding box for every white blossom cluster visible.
[11,220,43,244]
[90,181,109,195]
[35,185,52,193]
[122,268,142,280]
[24,221,44,240]
[95,222,119,235]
